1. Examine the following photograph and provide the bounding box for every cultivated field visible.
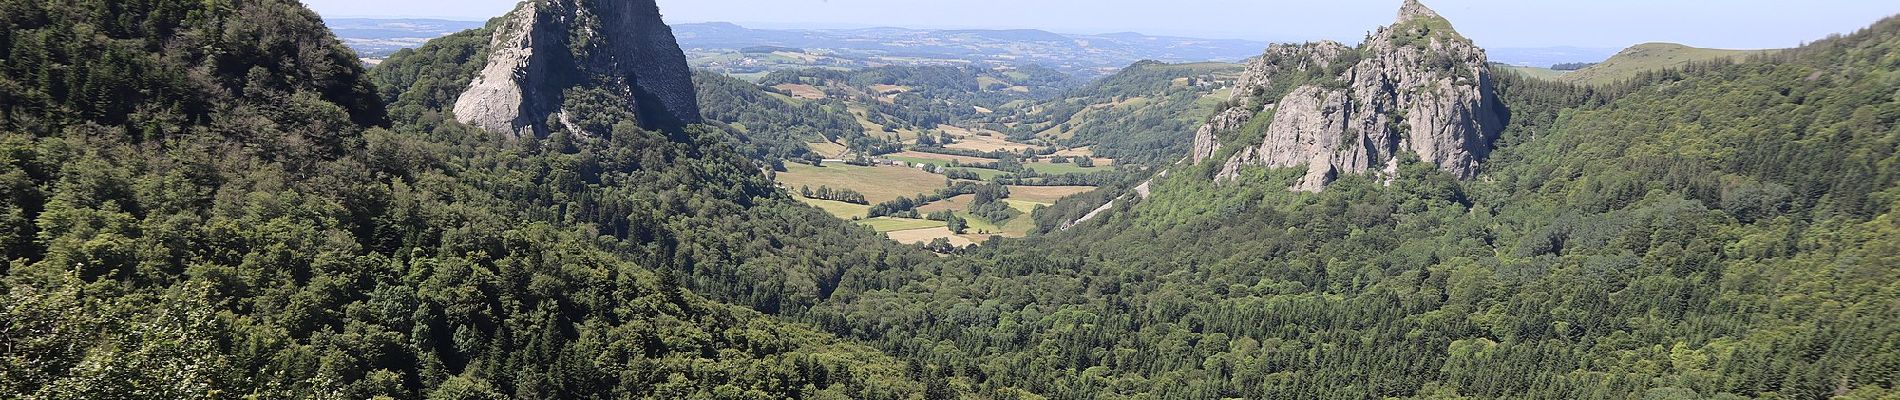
[777,163,946,203]
[783,127,1109,246]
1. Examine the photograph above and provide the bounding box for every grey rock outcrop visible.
[1190,0,1502,191]
[453,0,701,138]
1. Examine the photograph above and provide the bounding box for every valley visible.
[3,0,1896,399]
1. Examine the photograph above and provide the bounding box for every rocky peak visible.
[453,0,701,138]
[1188,0,1502,191]
[1397,0,1442,22]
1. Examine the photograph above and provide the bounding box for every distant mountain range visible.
[1486,46,1623,67]
[324,18,487,60]
[324,18,1618,78]
[672,22,1270,79]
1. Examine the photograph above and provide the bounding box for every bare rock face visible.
[1192,0,1502,191]
[452,0,701,138]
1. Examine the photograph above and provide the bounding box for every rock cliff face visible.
[1190,0,1503,191]
[453,0,701,138]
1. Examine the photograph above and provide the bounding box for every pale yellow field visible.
[946,131,1034,152]
[796,197,872,219]
[777,163,946,204]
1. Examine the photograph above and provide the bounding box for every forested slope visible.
[792,14,1900,399]
[3,0,1896,399]
[0,0,936,398]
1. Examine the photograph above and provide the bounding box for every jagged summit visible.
[453,0,702,138]
[1188,0,1502,191]
[1398,0,1443,21]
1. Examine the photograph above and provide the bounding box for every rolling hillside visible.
[1562,42,1775,85]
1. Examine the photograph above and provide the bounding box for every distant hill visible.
[1561,42,1775,85]
[1486,46,1621,67]
[669,22,1268,79]
[326,19,1269,79]
[323,18,485,60]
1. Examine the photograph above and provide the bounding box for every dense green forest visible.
[2,0,1897,398]
[0,0,940,398]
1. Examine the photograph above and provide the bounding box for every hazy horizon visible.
[302,0,1897,49]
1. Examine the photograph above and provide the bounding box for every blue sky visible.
[301,0,1897,49]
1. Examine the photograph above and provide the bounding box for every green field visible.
[955,211,1013,235]
[1563,42,1773,86]
[998,212,1038,234]
[949,168,1006,180]
[1003,199,1045,213]
[859,217,944,232]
